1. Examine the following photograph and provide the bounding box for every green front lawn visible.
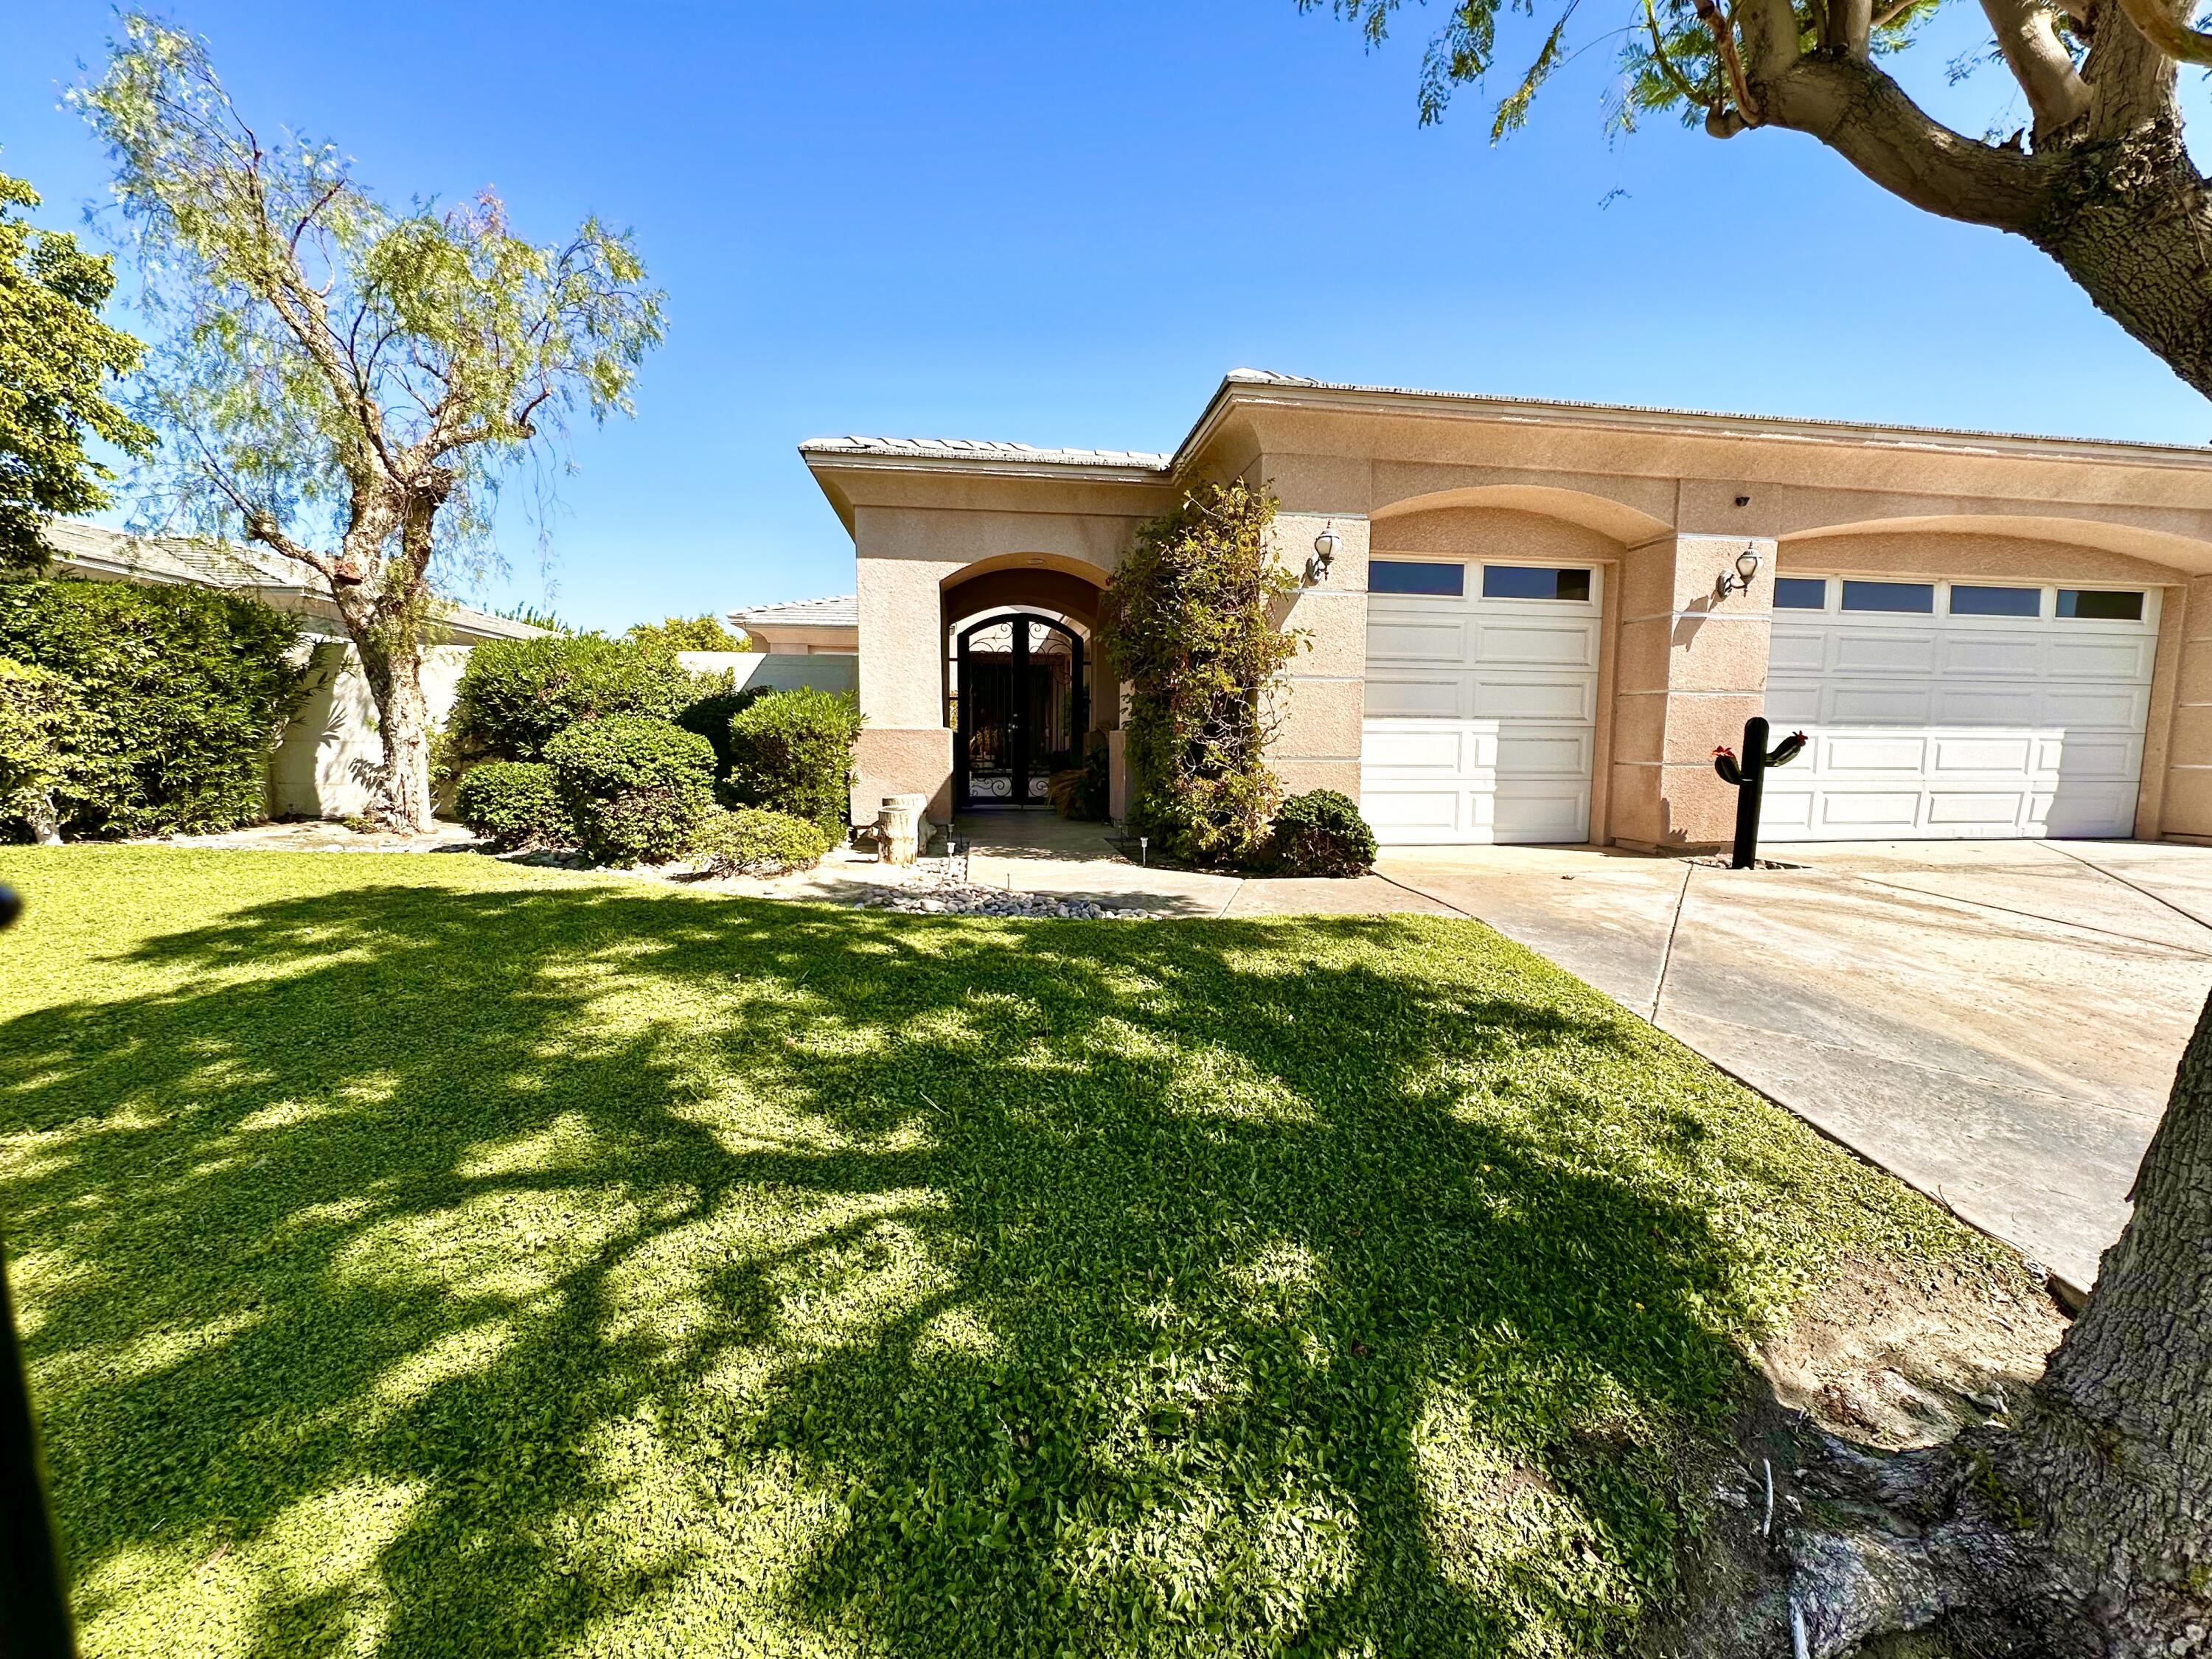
[0,848,2010,1658]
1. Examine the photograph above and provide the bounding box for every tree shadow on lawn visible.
[0,880,1891,1658]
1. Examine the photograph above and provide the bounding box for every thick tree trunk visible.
[1748,14,2212,403]
[1997,990,2212,1650]
[1790,993,2212,1655]
[2025,119,2212,400]
[350,632,436,834]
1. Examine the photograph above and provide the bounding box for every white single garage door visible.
[1761,575,2159,841]
[1360,560,1601,845]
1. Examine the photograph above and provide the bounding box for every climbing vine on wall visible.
[1096,480,1304,864]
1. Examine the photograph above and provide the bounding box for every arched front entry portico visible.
[942,559,1110,813]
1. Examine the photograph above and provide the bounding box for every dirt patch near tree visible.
[1759,1253,2070,1450]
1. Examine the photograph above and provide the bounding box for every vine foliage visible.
[1097,481,1304,864]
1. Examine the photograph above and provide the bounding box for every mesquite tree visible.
[74,17,664,830]
[1310,0,2212,397]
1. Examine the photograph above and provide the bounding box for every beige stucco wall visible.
[2167,579,2212,838]
[269,642,473,820]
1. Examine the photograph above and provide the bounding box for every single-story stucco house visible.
[774,369,2212,851]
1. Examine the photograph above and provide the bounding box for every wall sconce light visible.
[1717,543,1762,598]
[1306,521,1340,585]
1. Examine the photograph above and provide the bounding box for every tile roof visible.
[1211,368,2212,461]
[799,435,1171,471]
[727,594,858,627]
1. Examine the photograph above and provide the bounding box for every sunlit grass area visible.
[0,847,2014,1658]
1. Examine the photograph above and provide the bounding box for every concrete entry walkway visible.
[1377,839,2212,1298]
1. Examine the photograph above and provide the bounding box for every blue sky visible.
[6,2,2209,632]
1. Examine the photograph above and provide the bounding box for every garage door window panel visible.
[1950,585,2042,617]
[1371,560,1465,597]
[1774,577,1829,610]
[2057,589,2144,621]
[1841,580,1936,613]
[1481,566,1591,602]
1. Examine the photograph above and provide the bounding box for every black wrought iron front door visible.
[956,614,1085,810]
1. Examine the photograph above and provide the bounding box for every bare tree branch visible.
[2111,0,2212,62]
[1982,0,2093,133]
[1756,55,2054,229]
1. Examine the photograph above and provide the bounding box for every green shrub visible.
[543,715,714,866]
[0,657,84,839]
[723,687,863,832]
[628,615,748,652]
[453,761,568,851]
[689,805,831,877]
[675,676,765,779]
[1267,789,1377,877]
[446,634,699,763]
[0,579,302,836]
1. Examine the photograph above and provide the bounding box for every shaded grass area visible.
[0,847,2014,1658]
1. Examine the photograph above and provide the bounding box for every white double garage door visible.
[1358,564,2158,846]
[1761,580,2158,841]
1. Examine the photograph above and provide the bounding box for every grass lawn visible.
[0,846,2020,1658]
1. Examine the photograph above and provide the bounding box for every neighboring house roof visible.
[39,519,548,643]
[727,594,858,629]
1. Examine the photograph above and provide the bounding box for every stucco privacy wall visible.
[805,372,2212,847]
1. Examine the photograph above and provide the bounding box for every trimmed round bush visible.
[447,635,700,763]
[543,716,715,866]
[1267,789,1377,877]
[724,687,863,832]
[690,806,832,878]
[454,761,568,851]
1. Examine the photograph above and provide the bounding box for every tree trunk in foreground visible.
[1792,994,2212,1655]
[352,632,435,834]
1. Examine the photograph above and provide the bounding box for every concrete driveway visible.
[1376,839,2212,1298]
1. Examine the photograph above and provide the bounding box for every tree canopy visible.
[1308,0,2212,396]
[0,165,150,574]
[627,614,748,652]
[72,15,665,827]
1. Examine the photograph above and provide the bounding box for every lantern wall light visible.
[1306,521,1340,585]
[1716,543,1763,599]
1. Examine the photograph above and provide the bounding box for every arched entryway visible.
[953,612,1088,810]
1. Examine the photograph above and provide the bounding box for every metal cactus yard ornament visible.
[1711,716,1808,869]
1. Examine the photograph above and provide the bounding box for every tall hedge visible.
[0,657,83,838]
[0,579,302,837]
[446,634,700,764]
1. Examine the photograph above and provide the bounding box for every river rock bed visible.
[853,877,1146,919]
